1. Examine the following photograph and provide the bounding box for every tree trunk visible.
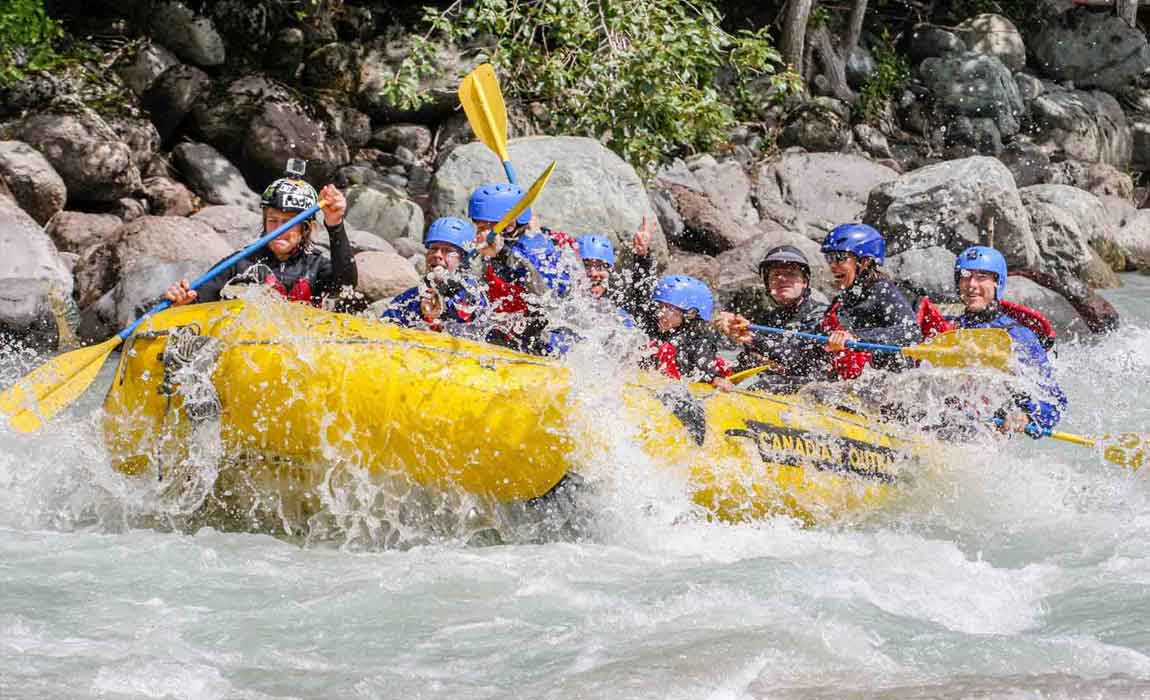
[782,0,815,76]
[811,23,856,103]
[1117,0,1139,25]
[845,0,869,59]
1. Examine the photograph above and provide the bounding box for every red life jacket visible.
[648,341,731,382]
[918,297,1055,348]
[263,274,316,305]
[917,297,955,339]
[820,302,871,380]
[484,263,528,315]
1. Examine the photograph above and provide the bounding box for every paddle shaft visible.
[747,324,902,353]
[117,203,324,341]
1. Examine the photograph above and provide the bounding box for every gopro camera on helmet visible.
[285,158,308,178]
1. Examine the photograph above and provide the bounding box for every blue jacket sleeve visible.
[1007,326,1067,431]
[380,287,422,327]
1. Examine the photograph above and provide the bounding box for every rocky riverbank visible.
[1,0,1147,350]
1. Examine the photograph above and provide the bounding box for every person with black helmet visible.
[163,168,355,308]
[714,244,829,386]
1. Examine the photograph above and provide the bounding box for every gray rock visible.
[112,215,232,281]
[79,260,206,341]
[1019,184,1117,287]
[354,250,420,302]
[316,104,371,154]
[107,117,162,173]
[111,197,148,222]
[302,42,360,95]
[0,141,67,226]
[191,205,262,247]
[432,136,666,261]
[344,185,424,244]
[391,237,425,259]
[1113,209,1150,267]
[665,251,721,290]
[433,105,540,158]
[241,101,350,187]
[1048,160,1134,200]
[1031,87,1132,169]
[173,142,259,210]
[1030,8,1150,92]
[13,108,141,204]
[45,212,122,254]
[312,224,395,255]
[142,176,196,217]
[920,51,1023,154]
[114,41,181,96]
[997,141,1052,188]
[649,188,684,244]
[955,13,1026,72]
[141,64,211,142]
[1002,275,1088,341]
[756,151,900,239]
[358,37,488,122]
[779,102,851,153]
[150,0,226,67]
[371,123,433,155]
[0,197,73,345]
[863,155,1039,268]
[886,246,958,300]
[1130,113,1150,173]
[715,225,836,303]
[853,124,893,159]
[908,25,966,63]
[191,75,293,158]
[1013,72,1043,106]
[846,46,875,90]
[266,27,305,81]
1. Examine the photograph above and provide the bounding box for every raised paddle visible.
[0,203,326,434]
[746,325,1014,371]
[459,63,517,184]
[491,161,557,235]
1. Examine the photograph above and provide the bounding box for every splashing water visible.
[3,277,1150,698]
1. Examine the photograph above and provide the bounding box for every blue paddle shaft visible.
[747,324,903,353]
[502,160,518,185]
[116,203,323,341]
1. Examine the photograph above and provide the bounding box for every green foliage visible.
[0,0,64,84]
[855,32,909,123]
[383,0,787,174]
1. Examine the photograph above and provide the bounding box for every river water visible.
[3,276,1150,699]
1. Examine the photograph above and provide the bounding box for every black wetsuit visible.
[827,277,921,371]
[193,221,357,306]
[736,292,829,382]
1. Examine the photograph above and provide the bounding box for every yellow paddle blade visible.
[459,63,509,162]
[1099,433,1150,471]
[0,336,122,433]
[729,362,780,385]
[902,328,1013,371]
[494,161,556,232]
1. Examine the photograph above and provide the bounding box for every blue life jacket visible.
[381,276,486,332]
[953,310,1067,432]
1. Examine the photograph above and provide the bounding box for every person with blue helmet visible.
[819,223,921,378]
[641,274,732,388]
[950,245,1067,436]
[380,217,487,334]
[467,182,574,355]
[572,232,637,328]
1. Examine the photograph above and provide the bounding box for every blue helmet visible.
[821,223,886,265]
[424,216,476,252]
[653,274,714,321]
[955,245,1008,300]
[467,183,532,226]
[576,233,616,267]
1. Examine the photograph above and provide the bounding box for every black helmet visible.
[758,244,811,279]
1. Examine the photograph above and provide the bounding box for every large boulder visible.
[778,101,851,153]
[371,124,433,156]
[173,142,259,210]
[353,250,419,302]
[863,156,1039,268]
[357,37,486,122]
[755,151,900,240]
[0,197,73,347]
[714,225,836,305]
[1030,87,1132,169]
[1002,275,1090,341]
[242,101,350,187]
[885,246,958,301]
[920,51,1023,154]
[142,176,196,217]
[45,212,122,254]
[1113,210,1150,268]
[114,41,181,96]
[0,141,67,226]
[1048,160,1134,200]
[13,108,141,204]
[191,76,293,157]
[1019,184,1118,288]
[1029,8,1150,93]
[190,205,262,247]
[906,25,966,64]
[432,136,667,261]
[149,0,226,67]
[652,158,759,253]
[107,117,162,176]
[344,185,424,244]
[954,14,1026,71]
[141,64,211,143]
[1132,113,1150,173]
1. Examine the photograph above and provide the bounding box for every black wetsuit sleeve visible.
[191,259,244,304]
[318,220,357,296]
[850,280,922,347]
[618,253,660,337]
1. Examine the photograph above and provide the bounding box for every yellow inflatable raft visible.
[102,299,925,529]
